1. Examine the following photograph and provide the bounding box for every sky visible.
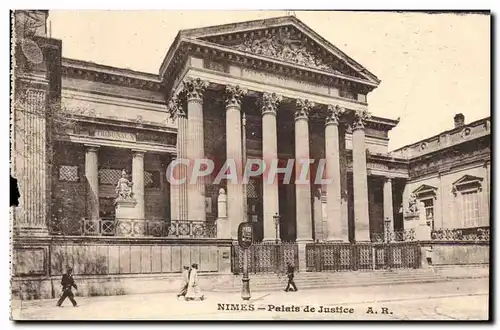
[48,10,490,150]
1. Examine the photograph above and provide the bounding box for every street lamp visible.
[273,213,281,244]
[384,217,392,243]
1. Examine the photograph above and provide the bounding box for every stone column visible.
[224,85,247,238]
[13,83,50,235]
[132,150,145,220]
[85,145,100,221]
[352,110,371,242]
[294,99,314,242]
[183,78,207,222]
[261,93,282,241]
[168,96,188,220]
[383,177,394,240]
[294,99,314,272]
[325,105,347,241]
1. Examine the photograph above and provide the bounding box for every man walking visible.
[177,265,190,298]
[57,267,78,307]
[284,263,298,292]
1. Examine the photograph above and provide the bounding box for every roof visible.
[159,15,380,86]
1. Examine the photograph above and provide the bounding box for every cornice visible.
[161,38,378,99]
[69,114,176,134]
[392,116,491,156]
[62,58,162,92]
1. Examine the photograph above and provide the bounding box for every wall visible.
[368,177,384,236]
[403,163,489,229]
[426,242,489,265]
[11,237,233,300]
[61,90,171,128]
[51,142,87,230]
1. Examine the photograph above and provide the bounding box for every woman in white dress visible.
[185,263,205,301]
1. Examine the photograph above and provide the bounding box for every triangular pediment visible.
[452,175,483,187]
[412,184,438,196]
[180,16,379,84]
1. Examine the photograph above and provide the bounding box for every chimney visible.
[454,113,465,128]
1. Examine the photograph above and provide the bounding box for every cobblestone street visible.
[11,278,489,321]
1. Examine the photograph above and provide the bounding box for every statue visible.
[115,169,133,200]
[405,193,419,216]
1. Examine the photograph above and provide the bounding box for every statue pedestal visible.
[115,198,146,237]
[404,212,431,241]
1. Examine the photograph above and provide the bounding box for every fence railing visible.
[231,241,299,274]
[49,218,217,238]
[372,226,489,243]
[306,242,421,272]
[371,229,416,243]
[430,227,490,242]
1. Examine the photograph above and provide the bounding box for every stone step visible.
[227,274,441,287]
[226,270,436,285]
[213,277,451,292]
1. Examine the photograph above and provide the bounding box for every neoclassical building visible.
[11,11,490,298]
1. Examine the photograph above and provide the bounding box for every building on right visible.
[391,113,491,241]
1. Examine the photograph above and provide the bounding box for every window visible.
[461,190,481,227]
[412,184,438,229]
[145,171,161,189]
[99,168,124,185]
[58,165,79,182]
[422,198,434,229]
[452,175,484,228]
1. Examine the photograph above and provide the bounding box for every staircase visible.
[212,265,489,293]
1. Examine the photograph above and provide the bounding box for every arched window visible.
[452,175,484,228]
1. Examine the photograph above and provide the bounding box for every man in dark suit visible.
[56,267,78,307]
[284,263,298,292]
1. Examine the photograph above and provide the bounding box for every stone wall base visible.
[11,273,235,300]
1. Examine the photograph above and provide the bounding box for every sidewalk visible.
[11,277,489,320]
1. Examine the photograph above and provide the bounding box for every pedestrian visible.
[56,267,78,307]
[177,265,190,298]
[284,263,298,292]
[185,263,205,301]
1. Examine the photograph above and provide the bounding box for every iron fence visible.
[49,218,217,238]
[231,241,298,274]
[306,242,421,272]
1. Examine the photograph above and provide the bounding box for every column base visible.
[296,239,313,273]
[354,229,370,243]
[216,217,230,239]
[326,235,349,242]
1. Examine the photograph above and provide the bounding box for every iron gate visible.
[231,242,299,274]
[306,242,421,272]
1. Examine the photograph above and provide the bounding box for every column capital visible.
[225,85,247,108]
[131,149,146,157]
[326,104,344,126]
[261,92,282,116]
[167,95,186,119]
[384,176,393,183]
[84,144,100,152]
[295,98,314,121]
[181,77,208,102]
[352,109,371,131]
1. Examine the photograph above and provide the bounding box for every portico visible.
[161,16,407,244]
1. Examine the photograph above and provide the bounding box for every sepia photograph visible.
[9,9,491,321]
